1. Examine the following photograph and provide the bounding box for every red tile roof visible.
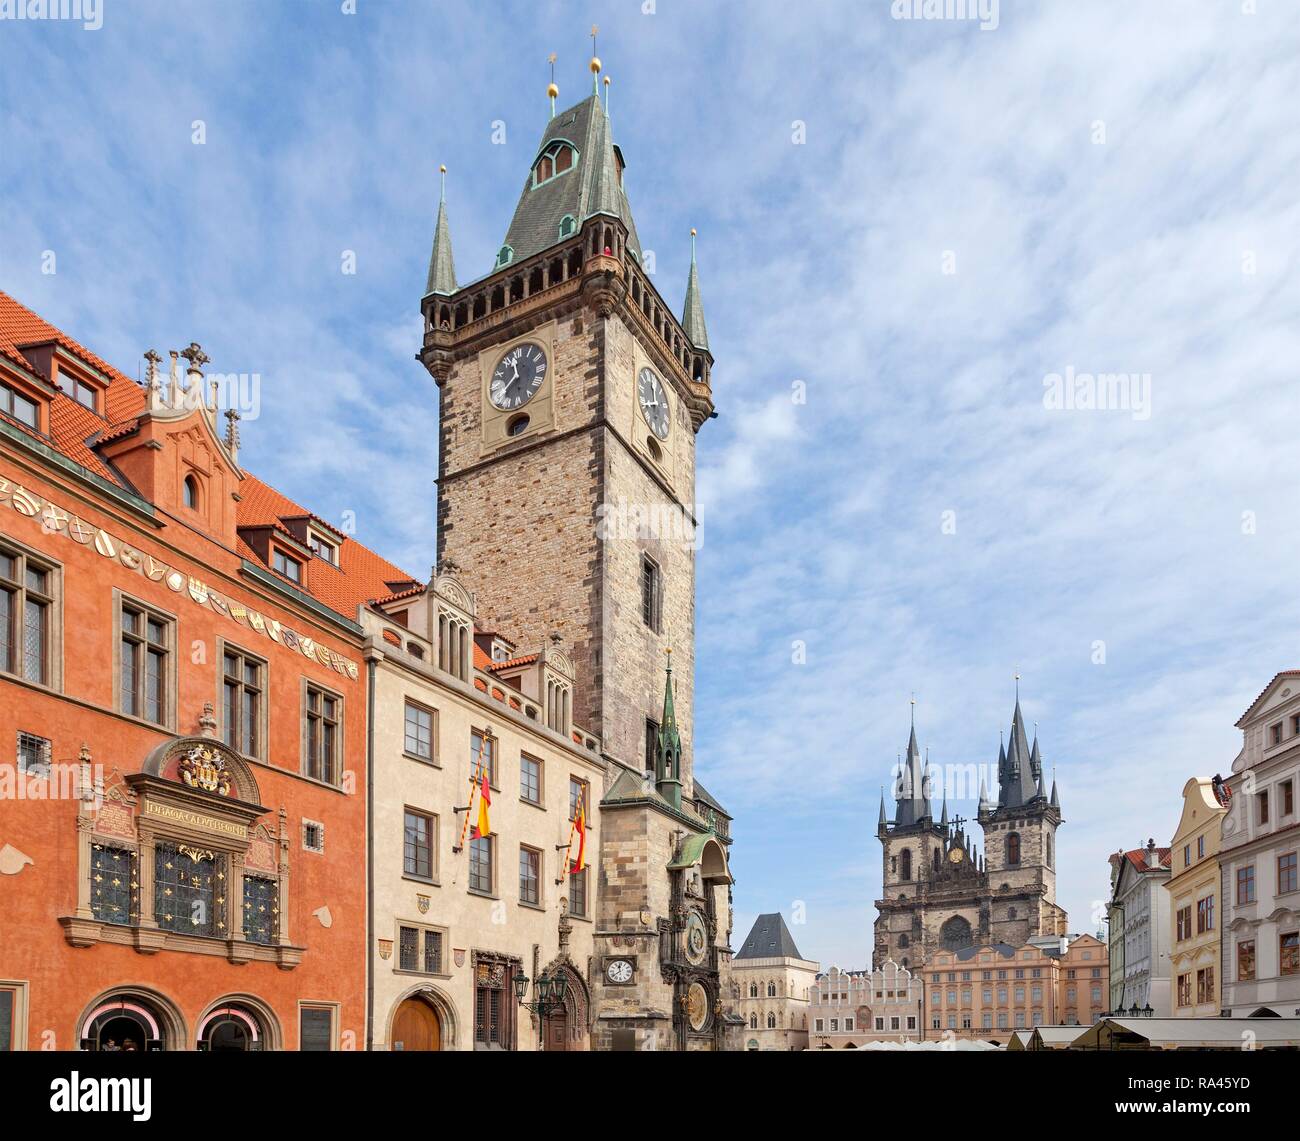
[1114,847,1171,872]
[488,653,540,672]
[0,289,416,623]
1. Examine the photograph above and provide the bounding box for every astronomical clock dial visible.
[489,342,547,410]
[637,367,670,439]
[606,958,634,984]
[685,911,708,964]
[686,982,709,1032]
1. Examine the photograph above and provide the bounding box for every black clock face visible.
[638,367,670,440]
[490,343,547,410]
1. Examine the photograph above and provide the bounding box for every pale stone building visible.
[1166,777,1227,1017]
[732,914,819,1050]
[809,961,922,1048]
[415,56,736,1050]
[364,574,606,1050]
[1221,671,1300,1018]
[922,933,1108,1041]
[1107,841,1172,1015]
[874,700,1066,971]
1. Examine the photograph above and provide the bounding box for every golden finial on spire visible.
[547,52,559,102]
[589,23,601,84]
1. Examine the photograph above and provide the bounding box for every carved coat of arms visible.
[178,745,232,797]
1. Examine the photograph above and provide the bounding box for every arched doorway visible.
[392,997,442,1052]
[196,1000,278,1052]
[537,958,590,1051]
[543,1004,569,1052]
[78,989,184,1052]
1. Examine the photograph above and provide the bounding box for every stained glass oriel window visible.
[242,874,278,945]
[90,844,137,925]
[154,842,223,936]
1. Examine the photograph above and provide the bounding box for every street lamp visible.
[514,970,566,1016]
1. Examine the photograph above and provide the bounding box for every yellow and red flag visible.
[471,770,491,839]
[569,802,587,874]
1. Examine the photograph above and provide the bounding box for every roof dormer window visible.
[56,370,101,415]
[496,245,514,268]
[272,549,302,584]
[309,533,337,566]
[0,380,40,429]
[531,141,577,189]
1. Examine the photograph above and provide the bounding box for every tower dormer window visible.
[559,214,577,239]
[308,533,337,565]
[182,474,200,510]
[531,141,577,189]
[56,371,101,415]
[496,245,514,268]
[272,549,302,584]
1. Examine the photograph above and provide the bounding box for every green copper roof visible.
[657,659,681,775]
[500,94,641,266]
[667,831,726,872]
[681,232,709,351]
[425,176,457,297]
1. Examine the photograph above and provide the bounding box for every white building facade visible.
[809,961,923,1048]
[1107,841,1172,1016]
[1221,672,1300,1018]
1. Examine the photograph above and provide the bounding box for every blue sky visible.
[2,1,1299,969]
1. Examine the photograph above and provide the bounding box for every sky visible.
[2,0,1298,970]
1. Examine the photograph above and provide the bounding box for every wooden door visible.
[392,999,441,1052]
[544,1008,569,1051]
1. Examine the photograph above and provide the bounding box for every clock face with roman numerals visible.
[638,367,670,440]
[490,342,547,410]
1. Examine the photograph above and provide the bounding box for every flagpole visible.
[556,813,576,885]
[455,734,488,853]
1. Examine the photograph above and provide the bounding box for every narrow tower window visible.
[183,474,199,510]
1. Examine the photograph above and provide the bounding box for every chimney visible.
[1145,838,1160,868]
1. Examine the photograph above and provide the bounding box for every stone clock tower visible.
[418,56,736,1051]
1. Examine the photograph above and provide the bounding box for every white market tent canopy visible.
[1070,1018,1300,1051]
[854,1038,1002,1052]
[1028,1026,1089,1050]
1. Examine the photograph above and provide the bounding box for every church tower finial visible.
[547,52,559,118]
[590,24,601,93]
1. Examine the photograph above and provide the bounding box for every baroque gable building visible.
[873,697,1067,971]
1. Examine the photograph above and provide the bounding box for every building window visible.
[519,846,540,905]
[1258,791,1270,825]
[767,981,777,998]
[1281,932,1299,975]
[1176,973,1191,1007]
[474,974,507,1048]
[1196,894,1214,934]
[1196,966,1215,1004]
[1237,865,1255,904]
[1237,939,1255,982]
[640,555,662,632]
[64,375,98,412]
[569,776,589,822]
[222,647,264,758]
[981,1013,992,1029]
[308,533,337,565]
[1279,851,1298,895]
[299,1005,334,1051]
[242,875,278,945]
[644,717,659,774]
[182,474,199,510]
[90,843,137,925]
[1183,844,1190,867]
[471,729,496,785]
[1283,780,1295,817]
[0,380,39,427]
[403,701,435,761]
[1176,905,1192,942]
[520,754,542,805]
[1271,722,1283,746]
[154,842,221,936]
[302,819,325,853]
[16,730,50,779]
[1006,832,1021,865]
[768,1013,778,1029]
[396,925,443,975]
[403,810,435,880]
[272,549,302,583]
[469,835,493,895]
[1197,835,1205,859]
[569,866,588,918]
[559,214,577,239]
[119,600,170,724]
[900,849,912,881]
[1,545,55,685]
[304,685,341,785]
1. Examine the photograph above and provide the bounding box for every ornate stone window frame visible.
[59,736,302,968]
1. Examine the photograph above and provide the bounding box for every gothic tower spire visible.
[682,229,709,352]
[655,651,683,810]
[424,164,457,298]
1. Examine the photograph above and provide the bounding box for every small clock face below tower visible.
[606,959,634,984]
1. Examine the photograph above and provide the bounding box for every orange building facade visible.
[0,292,414,1051]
